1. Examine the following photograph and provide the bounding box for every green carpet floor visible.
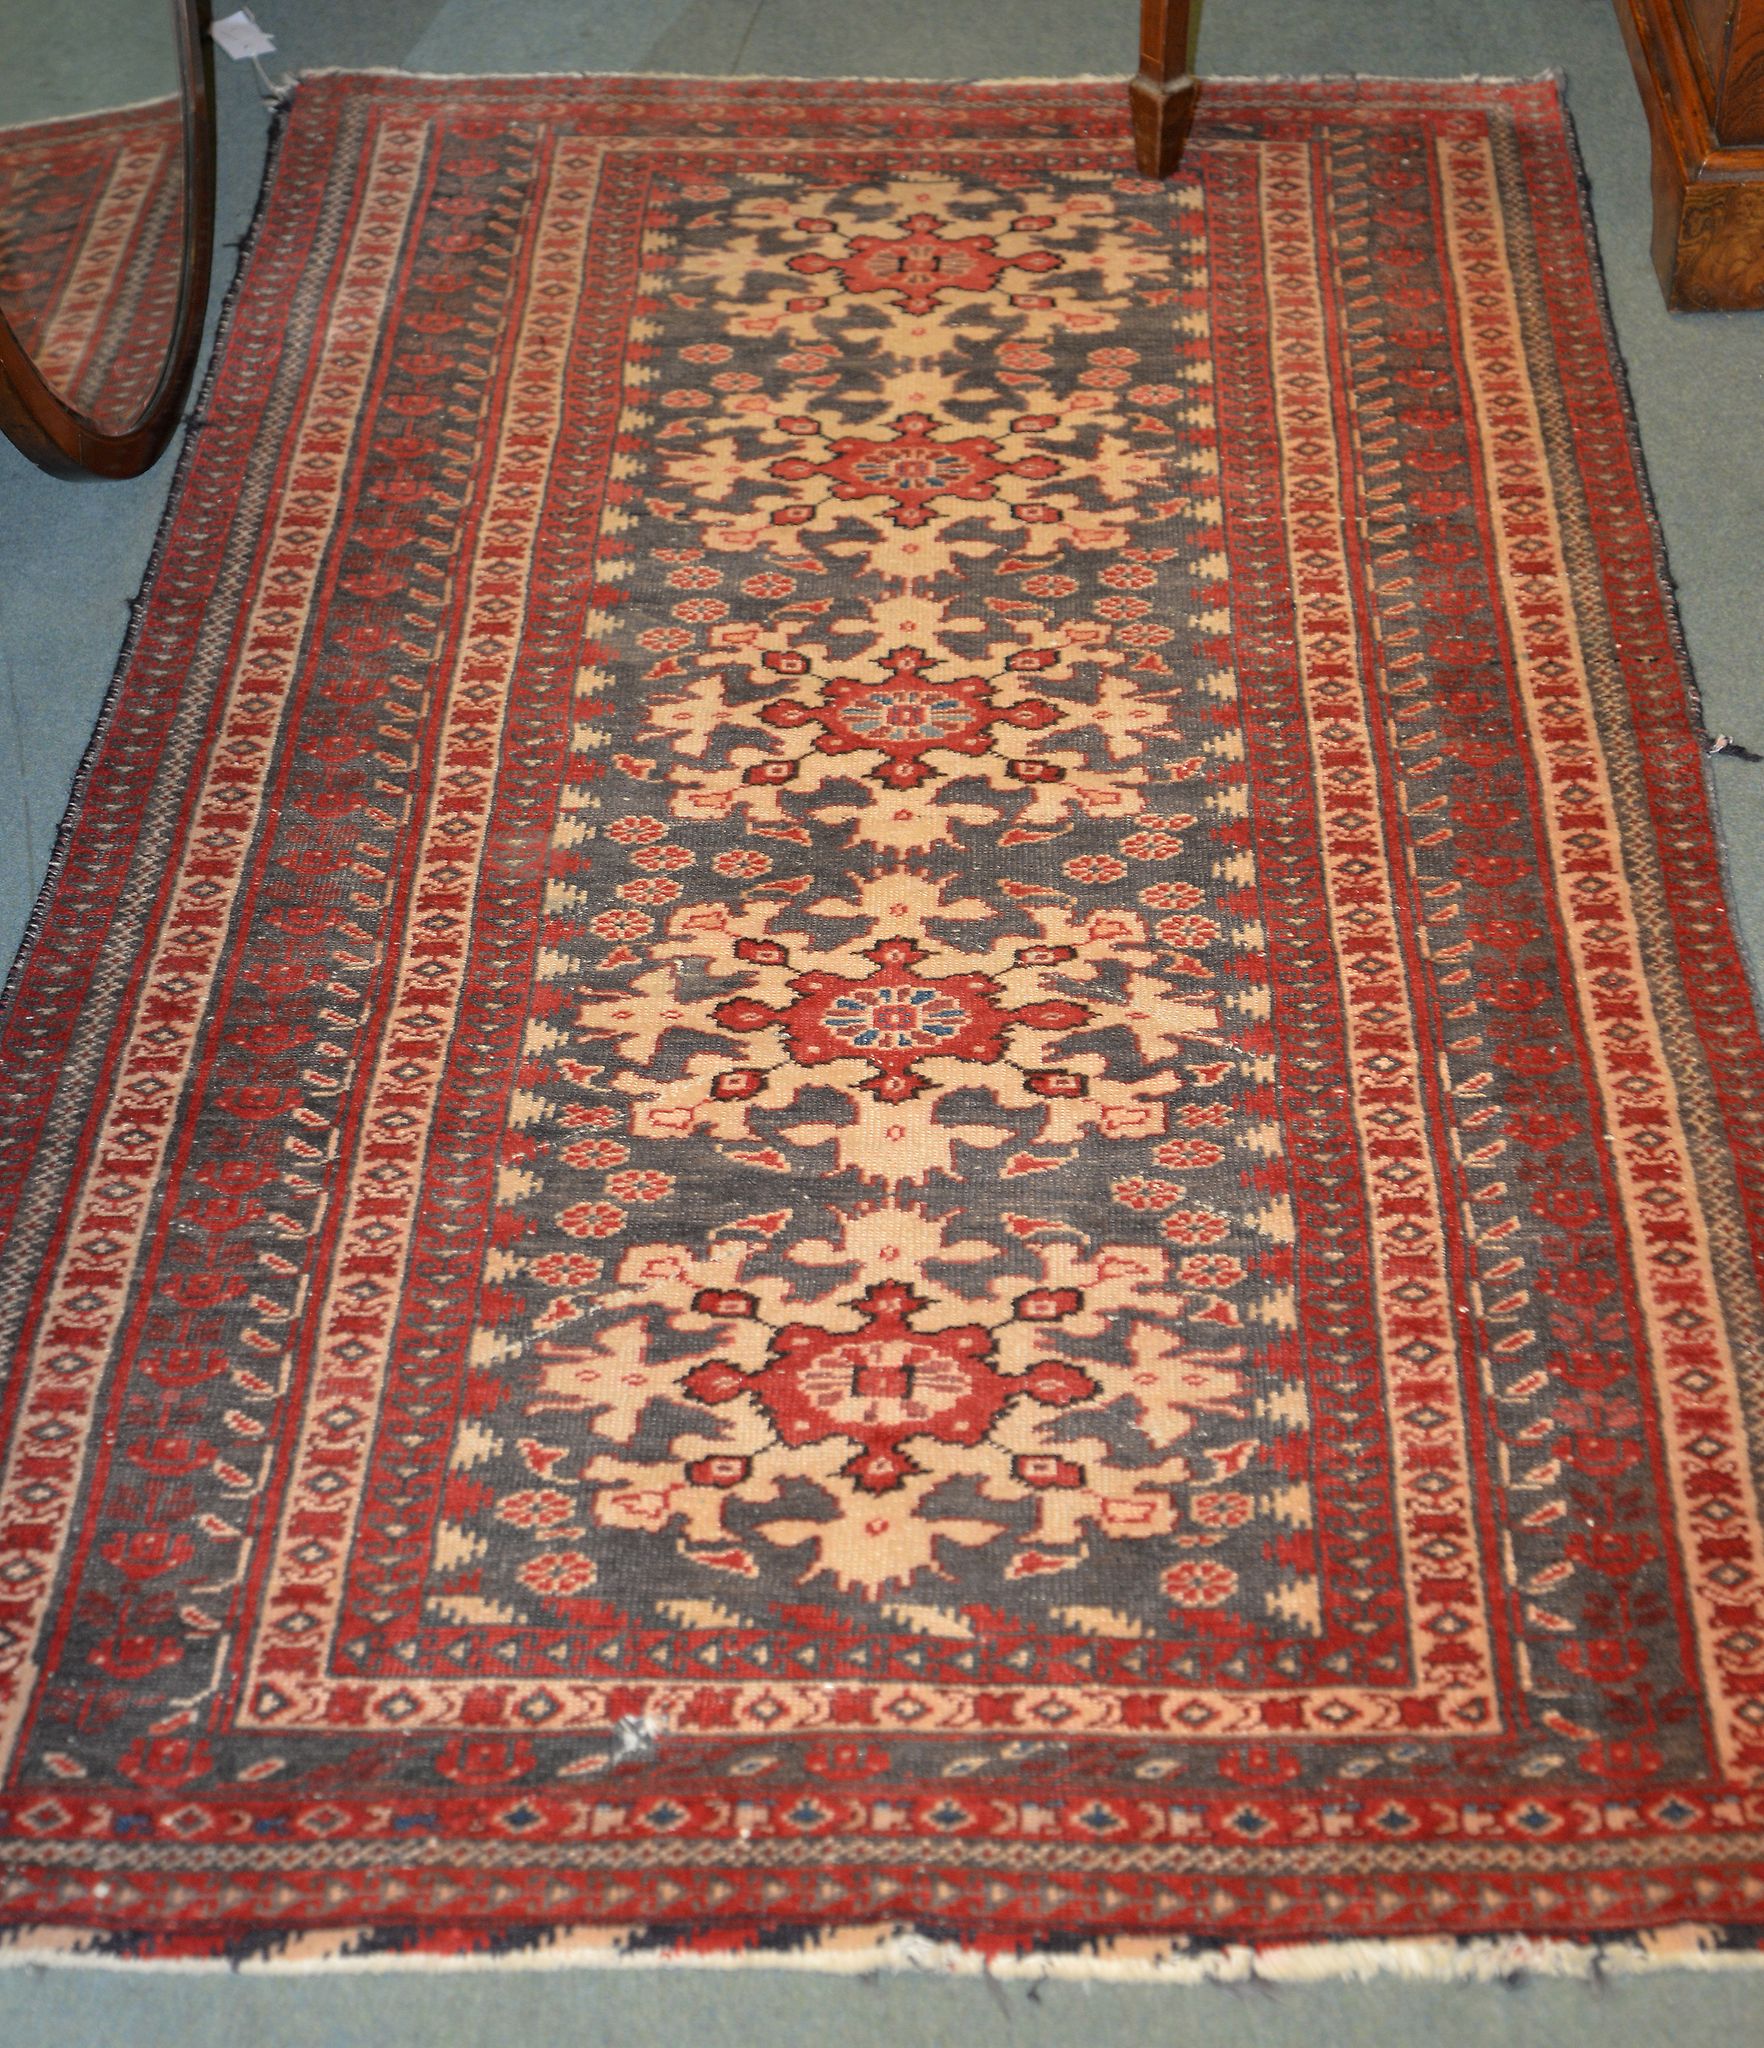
[1,2,1761,2041]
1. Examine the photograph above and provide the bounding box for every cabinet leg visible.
[1616,0,1764,309]
[1647,137,1764,311]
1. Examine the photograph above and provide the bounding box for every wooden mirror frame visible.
[0,0,216,479]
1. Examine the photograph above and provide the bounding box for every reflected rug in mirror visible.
[0,96,184,429]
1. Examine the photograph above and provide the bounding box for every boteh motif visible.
[4,76,1764,1956]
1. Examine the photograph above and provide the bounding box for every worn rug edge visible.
[2,1921,1764,1979]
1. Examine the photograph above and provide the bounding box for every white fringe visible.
[1,1921,1760,1978]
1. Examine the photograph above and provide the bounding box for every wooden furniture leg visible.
[1614,0,1764,309]
[1129,0,1198,179]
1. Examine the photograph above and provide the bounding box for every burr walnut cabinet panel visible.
[1616,0,1764,307]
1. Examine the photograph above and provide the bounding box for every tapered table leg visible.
[1129,0,1198,178]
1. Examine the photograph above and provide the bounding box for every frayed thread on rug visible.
[1706,732,1763,762]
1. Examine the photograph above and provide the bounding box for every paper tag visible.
[210,9,277,60]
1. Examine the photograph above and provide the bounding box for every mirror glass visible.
[0,1,185,436]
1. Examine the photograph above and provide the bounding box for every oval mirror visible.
[0,0,215,478]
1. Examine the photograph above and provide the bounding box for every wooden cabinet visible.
[1615,0,1764,307]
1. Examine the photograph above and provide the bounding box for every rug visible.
[2,71,1764,1968]
[0,97,184,428]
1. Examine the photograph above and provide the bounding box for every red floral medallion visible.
[770,410,1060,528]
[714,935,1091,1101]
[683,1277,1097,1494]
[786,210,1063,313]
[758,643,1062,788]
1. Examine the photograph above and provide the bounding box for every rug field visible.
[2,71,1764,1965]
